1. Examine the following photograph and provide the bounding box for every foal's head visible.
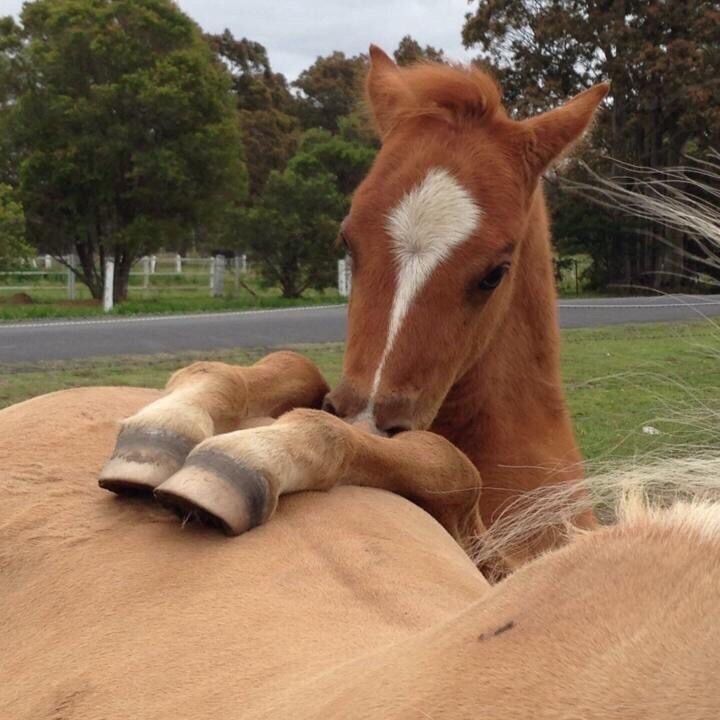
[324,46,607,435]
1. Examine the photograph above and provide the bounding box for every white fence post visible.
[209,257,214,290]
[103,260,114,312]
[212,254,225,297]
[150,255,157,274]
[67,254,77,300]
[241,254,247,273]
[234,255,241,289]
[338,259,345,296]
[338,255,352,297]
[142,256,150,289]
[175,254,182,273]
[44,254,52,269]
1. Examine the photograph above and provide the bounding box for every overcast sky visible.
[3,0,476,79]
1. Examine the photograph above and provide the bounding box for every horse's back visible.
[1,388,486,720]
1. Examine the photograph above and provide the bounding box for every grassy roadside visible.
[2,321,718,461]
[0,288,605,322]
[0,288,346,322]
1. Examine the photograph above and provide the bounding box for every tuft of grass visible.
[1,321,717,462]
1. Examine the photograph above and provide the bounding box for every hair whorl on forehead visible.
[366,50,503,137]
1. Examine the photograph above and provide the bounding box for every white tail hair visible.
[471,455,720,574]
[555,152,720,285]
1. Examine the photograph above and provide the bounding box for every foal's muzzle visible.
[323,382,418,437]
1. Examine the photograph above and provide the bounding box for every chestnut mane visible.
[366,56,503,133]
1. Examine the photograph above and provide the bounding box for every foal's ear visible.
[365,44,413,140]
[521,83,609,179]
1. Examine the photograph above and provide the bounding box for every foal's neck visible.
[431,190,583,530]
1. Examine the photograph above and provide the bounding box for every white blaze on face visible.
[357,167,482,423]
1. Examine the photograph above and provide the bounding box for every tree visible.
[546,176,642,291]
[206,31,296,114]
[293,52,367,131]
[290,128,376,196]
[463,0,720,291]
[237,122,374,298]
[208,30,300,196]
[0,1,247,302]
[393,35,445,66]
[239,164,346,298]
[0,183,31,270]
[336,111,380,150]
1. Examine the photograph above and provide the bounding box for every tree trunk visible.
[74,240,103,300]
[113,251,133,303]
[280,283,302,299]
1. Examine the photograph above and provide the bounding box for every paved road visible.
[2,295,720,364]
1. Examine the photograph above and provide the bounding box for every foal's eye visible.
[477,263,510,291]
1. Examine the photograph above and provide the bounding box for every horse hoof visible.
[98,427,197,495]
[153,450,273,536]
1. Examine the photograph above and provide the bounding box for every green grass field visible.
[2,321,718,463]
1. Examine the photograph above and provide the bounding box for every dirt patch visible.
[2,292,35,305]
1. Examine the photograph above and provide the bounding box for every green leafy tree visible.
[238,123,374,298]
[290,128,376,196]
[240,165,346,298]
[208,30,300,196]
[236,108,300,197]
[393,35,445,66]
[463,0,720,290]
[546,177,643,291]
[293,52,367,131]
[0,183,31,270]
[336,111,380,150]
[0,16,24,188]
[0,1,247,301]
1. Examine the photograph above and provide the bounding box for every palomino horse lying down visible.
[97,47,609,567]
[4,388,720,718]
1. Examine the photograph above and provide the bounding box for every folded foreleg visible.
[98,352,329,495]
[154,409,485,549]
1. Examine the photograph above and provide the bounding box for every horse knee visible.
[166,362,249,424]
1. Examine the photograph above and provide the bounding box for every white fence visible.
[1,253,250,311]
[0,254,81,299]
[2,253,351,312]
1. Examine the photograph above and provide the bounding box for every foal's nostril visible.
[321,395,339,417]
[375,398,417,437]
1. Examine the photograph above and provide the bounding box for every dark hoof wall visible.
[98,427,197,495]
[154,450,272,536]
[98,476,156,496]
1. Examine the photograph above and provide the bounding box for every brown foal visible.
[99,46,607,566]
